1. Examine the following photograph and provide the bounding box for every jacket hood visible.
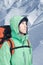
[10,16,28,42]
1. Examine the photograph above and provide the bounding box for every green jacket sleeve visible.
[0,42,11,65]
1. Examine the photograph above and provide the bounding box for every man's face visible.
[19,21,27,34]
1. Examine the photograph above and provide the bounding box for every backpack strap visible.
[0,44,2,48]
[27,40,30,47]
[7,38,15,55]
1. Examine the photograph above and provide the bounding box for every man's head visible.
[18,17,28,35]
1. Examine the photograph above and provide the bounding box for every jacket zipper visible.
[23,50,26,65]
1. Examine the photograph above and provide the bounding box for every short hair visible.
[19,17,28,26]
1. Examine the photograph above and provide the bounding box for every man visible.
[10,16,32,65]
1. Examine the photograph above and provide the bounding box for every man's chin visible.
[19,31,27,35]
[21,32,27,35]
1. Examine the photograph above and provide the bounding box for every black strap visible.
[11,46,30,50]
